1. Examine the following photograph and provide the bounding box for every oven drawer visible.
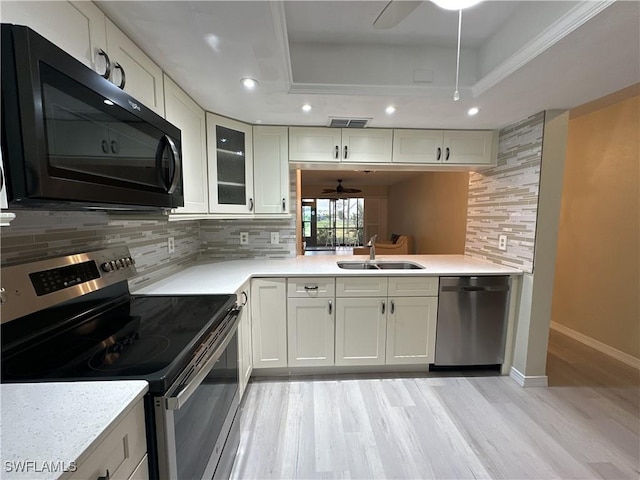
[68,399,147,480]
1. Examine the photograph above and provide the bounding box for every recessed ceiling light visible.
[467,107,480,116]
[385,105,397,115]
[255,120,263,124]
[431,0,483,10]
[241,78,258,90]
[103,99,114,106]
[301,104,312,112]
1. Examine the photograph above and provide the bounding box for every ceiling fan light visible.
[431,0,483,10]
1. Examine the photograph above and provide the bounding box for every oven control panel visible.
[1,246,137,324]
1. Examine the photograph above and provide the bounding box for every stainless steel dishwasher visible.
[434,276,510,367]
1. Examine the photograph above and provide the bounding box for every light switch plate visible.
[498,234,507,251]
[240,232,249,245]
[167,237,175,253]
[271,232,279,244]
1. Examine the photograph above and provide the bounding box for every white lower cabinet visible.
[69,399,147,480]
[287,298,335,367]
[251,278,287,368]
[335,297,387,366]
[386,297,438,364]
[237,281,252,399]
[286,278,335,367]
[386,277,439,365]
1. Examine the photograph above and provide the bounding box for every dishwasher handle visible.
[441,285,510,293]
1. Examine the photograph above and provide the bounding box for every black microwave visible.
[1,24,183,211]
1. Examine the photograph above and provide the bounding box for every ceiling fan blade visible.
[342,188,362,193]
[321,189,336,193]
[373,0,423,29]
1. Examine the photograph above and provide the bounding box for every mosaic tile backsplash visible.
[1,211,200,289]
[465,112,545,273]
[1,170,297,287]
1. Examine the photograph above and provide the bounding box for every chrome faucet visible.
[369,235,377,261]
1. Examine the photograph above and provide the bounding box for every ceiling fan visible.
[321,179,362,195]
[373,0,483,29]
[373,0,484,101]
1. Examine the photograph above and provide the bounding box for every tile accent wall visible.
[199,169,297,259]
[465,112,545,272]
[0,211,201,289]
[199,218,296,259]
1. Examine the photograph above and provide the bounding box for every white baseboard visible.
[509,367,548,387]
[550,321,640,370]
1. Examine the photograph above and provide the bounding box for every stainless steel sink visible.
[337,261,424,270]
[336,261,380,270]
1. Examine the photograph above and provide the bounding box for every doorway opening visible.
[302,197,364,254]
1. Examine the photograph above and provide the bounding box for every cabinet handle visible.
[0,165,3,193]
[328,300,332,314]
[304,285,319,290]
[110,140,119,154]
[436,147,441,161]
[97,469,110,480]
[334,145,339,159]
[381,300,385,314]
[248,198,254,211]
[391,300,395,314]
[97,49,111,79]
[445,147,450,161]
[241,291,248,306]
[282,198,286,211]
[101,140,109,154]
[114,62,126,89]
[344,145,348,159]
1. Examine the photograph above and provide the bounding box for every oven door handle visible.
[164,308,241,411]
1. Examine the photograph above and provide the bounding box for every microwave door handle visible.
[156,135,182,194]
[164,310,240,411]
[164,135,181,194]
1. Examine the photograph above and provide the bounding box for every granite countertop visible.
[1,381,148,480]
[134,254,521,295]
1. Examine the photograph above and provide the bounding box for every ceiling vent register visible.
[328,117,371,128]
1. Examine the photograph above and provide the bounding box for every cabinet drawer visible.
[336,277,388,297]
[69,399,147,480]
[288,278,335,298]
[388,277,439,297]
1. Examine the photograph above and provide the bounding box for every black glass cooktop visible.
[1,286,235,393]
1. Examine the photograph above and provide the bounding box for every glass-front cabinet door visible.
[206,113,254,214]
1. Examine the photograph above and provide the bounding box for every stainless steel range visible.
[1,247,241,480]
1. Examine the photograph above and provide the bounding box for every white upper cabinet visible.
[253,126,289,214]
[289,127,393,163]
[442,130,495,165]
[393,129,495,165]
[163,75,208,214]
[105,19,165,116]
[207,113,254,214]
[392,130,444,164]
[0,1,107,71]
[289,127,343,163]
[341,129,393,163]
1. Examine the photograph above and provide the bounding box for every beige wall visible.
[388,172,469,254]
[550,86,640,360]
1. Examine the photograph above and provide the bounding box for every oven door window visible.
[40,64,177,193]
[172,332,238,480]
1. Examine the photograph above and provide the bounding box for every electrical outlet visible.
[498,234,507,251]
[240,232,249,245]
[167,236,175,253]
[271,232,279,244]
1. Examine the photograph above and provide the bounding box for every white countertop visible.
[1,381,148,480]
[134,254,521,295]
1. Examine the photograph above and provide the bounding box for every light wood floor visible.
[231,331,640,479]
